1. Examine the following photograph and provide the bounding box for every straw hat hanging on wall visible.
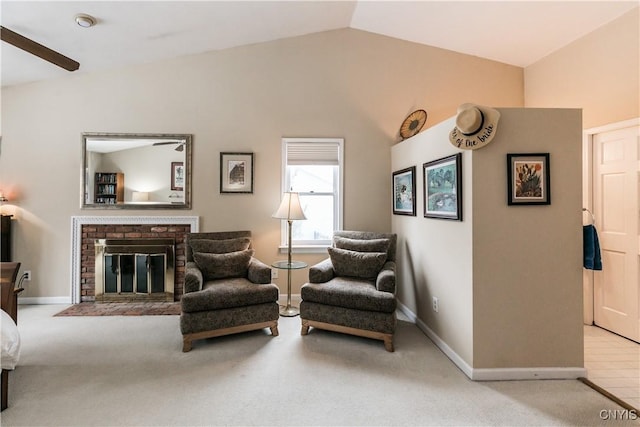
[449,103,500,150]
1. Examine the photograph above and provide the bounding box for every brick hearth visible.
[81,224,190,302]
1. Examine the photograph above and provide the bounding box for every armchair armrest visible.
[376,261,396,293]
[184,262,203,294]
[248,258,272,284]
[309,258,335,283]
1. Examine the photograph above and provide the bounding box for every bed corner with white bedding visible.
[1,309,20,370]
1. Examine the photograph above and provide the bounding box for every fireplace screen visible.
[104,254,166,294]
[95,239,174,302]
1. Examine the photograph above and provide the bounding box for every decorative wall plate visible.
[399,109,427,140]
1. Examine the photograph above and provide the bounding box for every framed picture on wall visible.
[171,162,184,191]
[507,153,550,205]
[220,152,254,193]
[392,166,417,216]
[423,153,462,221]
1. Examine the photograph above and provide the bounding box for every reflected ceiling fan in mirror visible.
[152,141,186,152]
[0,26,80,72]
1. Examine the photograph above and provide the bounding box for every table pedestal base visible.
[279,305,300,317]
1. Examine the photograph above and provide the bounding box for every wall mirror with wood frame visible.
[81,133,192,209]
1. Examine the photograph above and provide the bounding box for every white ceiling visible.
[1,1,638,87]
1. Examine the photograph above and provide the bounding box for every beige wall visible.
[525,7,639,128]
[392,108,583,370]
[0,29,523,300]
[472,108,583,369]
[392,120,474,363]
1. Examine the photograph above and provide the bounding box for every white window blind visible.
[286,142,340,165]
[280,138,344,250]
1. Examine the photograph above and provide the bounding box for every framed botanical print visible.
[171,162,184,191]
[392,166,417,216]
[507,153,550,205]
[220,152,254,194]
[423,153,462,221]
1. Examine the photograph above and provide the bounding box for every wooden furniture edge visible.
[301,318,394,352]
[1,369,7,411]
[0,262,21,411]
[182,320,278,352]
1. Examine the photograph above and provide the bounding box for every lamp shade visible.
[132,191,149,202]
[272,192,306,220]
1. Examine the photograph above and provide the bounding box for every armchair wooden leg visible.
[383,335,394,352]
[270,324,279,337]
[301,319,310,336]
[182,338,193,352]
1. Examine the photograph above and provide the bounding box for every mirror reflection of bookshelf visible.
[95,173,124,205]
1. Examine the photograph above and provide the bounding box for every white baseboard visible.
[18,296,72,305]
[470,366,587,381]
[278,293,301,305]
[397,301,587,381]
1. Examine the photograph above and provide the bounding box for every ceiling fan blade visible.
[153,141,185,152]
[1,26,80,72]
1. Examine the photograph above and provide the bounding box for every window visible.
[280,137,344,251]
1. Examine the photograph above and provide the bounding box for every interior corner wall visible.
[392,117,474,366]
[524,7,639,129]
[392,108,583,373]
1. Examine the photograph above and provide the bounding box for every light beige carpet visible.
[2,304,637,426]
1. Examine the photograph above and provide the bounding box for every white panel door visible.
[593,125,639,342]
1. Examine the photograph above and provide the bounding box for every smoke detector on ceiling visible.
[75,14,96,28]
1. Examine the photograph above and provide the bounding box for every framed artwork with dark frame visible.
[423,153,462,221]
[507,153,550,205]
[220,152,254,194]
[171,161,184,191]
[392,166,417,216]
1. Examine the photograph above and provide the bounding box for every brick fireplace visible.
[71,216,199,303]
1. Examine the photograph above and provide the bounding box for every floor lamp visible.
[272,192,306,316]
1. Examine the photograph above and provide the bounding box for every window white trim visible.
[280,137,344,247]
[278,244,331,254]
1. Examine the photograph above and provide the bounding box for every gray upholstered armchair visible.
[180,231,280,352]
[300,231,397,351]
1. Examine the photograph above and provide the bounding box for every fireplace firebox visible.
[94,239,175,302]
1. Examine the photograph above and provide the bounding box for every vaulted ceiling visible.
[1,1,637,87]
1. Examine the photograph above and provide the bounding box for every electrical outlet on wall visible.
[271,269,278,279]
[24,270,32,281]
[432,296,439,313]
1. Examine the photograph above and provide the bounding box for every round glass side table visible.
[271,260,307,317]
